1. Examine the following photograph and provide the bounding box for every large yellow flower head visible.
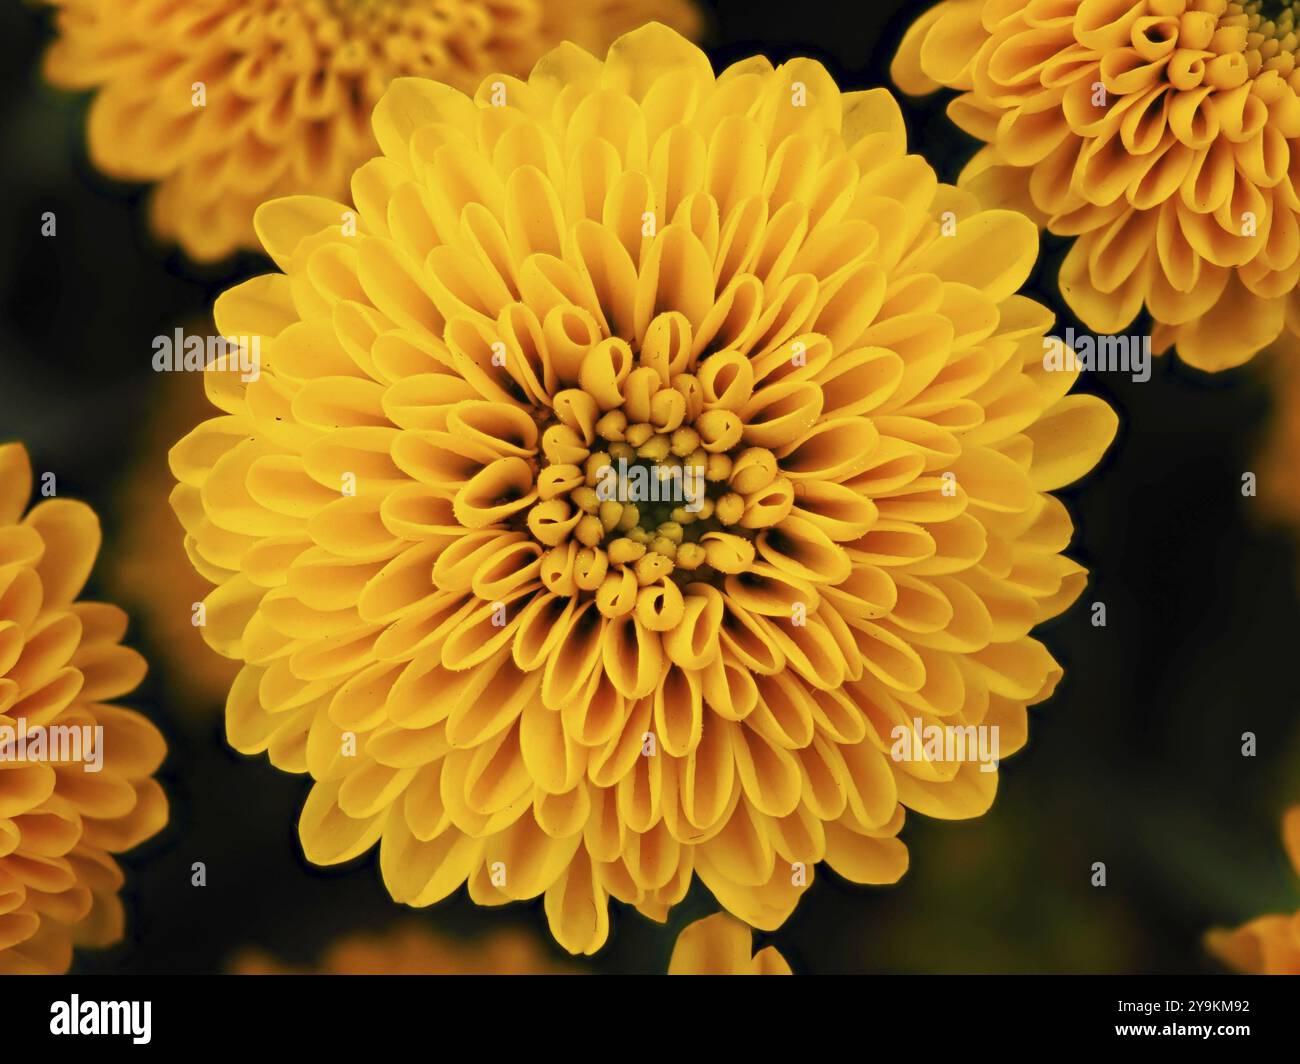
[0,444,168,974]
[894,0,1300,371]
[41,0,701,261]
[1206,805,1300,973]
[169,23,1117,953]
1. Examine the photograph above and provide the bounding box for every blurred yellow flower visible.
[894,0,1300,371]
[108,367,240,713]
[231,913,783,974]
[232,921,573,973]
[169,23,1116,954]
[0,443,168,974]
[1255,343,1300,552]
[668,912,790,974]
[1206,805,1300,973]
[40,0,701,261]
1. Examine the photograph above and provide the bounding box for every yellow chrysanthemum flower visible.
[667,912,790,974]
[1206,805,1300,973]
[170,22,1117,954]
[0,443,168,974]
[232,921,573,973]
[41,0,701,261]
[893,0,1300,371]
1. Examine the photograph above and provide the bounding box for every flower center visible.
[251,0,485,80]
[1125,1,1300,91]
[1235,0,1300,74]
[506,348,799,601]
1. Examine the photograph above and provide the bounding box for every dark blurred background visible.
[2,0,1298,975]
